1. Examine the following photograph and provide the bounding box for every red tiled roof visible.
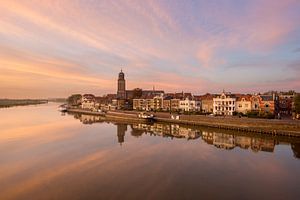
[236,94,251,101]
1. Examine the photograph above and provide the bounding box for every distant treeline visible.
[47,98,67,103]
[0,99,48,108]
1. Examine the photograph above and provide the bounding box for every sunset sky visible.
[1,0,300,98]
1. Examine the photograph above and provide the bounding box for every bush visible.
[246,111,259,118]
[246,111,274,119]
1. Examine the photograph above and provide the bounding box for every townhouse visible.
[236,94,252,114]
[213,91,236,115]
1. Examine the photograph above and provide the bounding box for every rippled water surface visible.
[0,103,299,200]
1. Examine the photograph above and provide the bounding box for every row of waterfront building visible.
[73,70,297,117]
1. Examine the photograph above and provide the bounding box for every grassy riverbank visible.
[0,99,48,108]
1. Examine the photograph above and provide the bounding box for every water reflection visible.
[291,143,300,158]
[71,113,300,159]
[1,104,300,200]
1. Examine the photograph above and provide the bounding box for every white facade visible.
[179,98,201,112]
[236,97,251,114]
[81,94,95,110]
[213,92,236,115]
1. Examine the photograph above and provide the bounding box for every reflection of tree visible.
[291,143,300,159]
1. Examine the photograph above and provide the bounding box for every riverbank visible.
[67,108,300,137]
[0,99,48,108]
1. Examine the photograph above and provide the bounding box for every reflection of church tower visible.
[117,70,126,99]
[117,124,127,145]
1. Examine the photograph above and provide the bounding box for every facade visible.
[81,94,96,110]
[170,99,180,111]
[213,92,236,115]
[199,93,214,113]
[278,93,295,116]
[260,95,276,114]
[250,94,276,114]
[250,94,261,111]
[162,96,172,111]
[153,96,163,111]
[236,94,252,114]
[179,97,201,112]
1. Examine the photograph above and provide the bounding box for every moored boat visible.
[137,112,154,119]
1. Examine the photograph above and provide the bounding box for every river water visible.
[0,103,299,200]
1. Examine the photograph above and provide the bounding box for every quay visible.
[66,108,300,137]
[67,109,154,123]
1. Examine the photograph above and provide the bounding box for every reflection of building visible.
[251,138,275,152]
[213,132,235,149]
[235,136,251,149]
[202,131,214,144]
[291,143,300,159]
[79,114,102,124]
[130,123,201,140]
[116,123,127,145]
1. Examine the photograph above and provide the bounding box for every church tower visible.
[117,69,126,99]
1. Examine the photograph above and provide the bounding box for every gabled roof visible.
[236,94,251,101]
[198,93,215,100]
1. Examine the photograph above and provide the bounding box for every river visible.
[0,103,299,200]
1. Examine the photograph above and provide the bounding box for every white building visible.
[179,97,201,112]
[213,91,236,115]
[81,94,95,110]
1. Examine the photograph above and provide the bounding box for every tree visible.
[67,94,82,106]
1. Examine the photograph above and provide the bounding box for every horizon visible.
[1,0,300,98]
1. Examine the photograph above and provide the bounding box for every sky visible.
[0,0,300,98]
